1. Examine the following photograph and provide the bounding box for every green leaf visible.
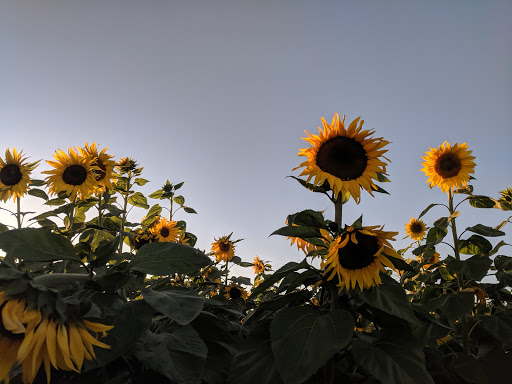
[183,206,197,214]
[127,192,149,209]
[278,269,319,294]
[388,257,416,274]
[271,307,354,384]
[490,240,509,256]
[270,226,322,239]
[142,287,206,325]
[0,223,9,232]
[459,235,492,255]
[173,195,185,206]
[129,242,211,275]
[427,292,474,322]
[44,198,67,206]
[479,310,512,343]
[90,236,120,267]
[495,255,512,271]
[446,255,492,281]
[134,177,149,186]
[231,276,251,286]
[454,185,473,194]
[286,210,327,229]
[288,175,328,193]
[174,182,184,190]
[426,227,447,245]
[433,216,450,229]
[251,259,309,296]
[469,195,499,209]
[418,203,442,219]
[466,224,506,237]
[439,266,456,281]
[0,228,81,263]
[148,190,164,199]
[27,188,48,201]
[33,273,90,288]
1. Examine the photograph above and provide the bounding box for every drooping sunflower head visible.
[116,157,138,173]
[43,147,97,200]
[81,142,116,191]
[150,218,181,242]
[0,148,39,202]
[321,225,402,291]
[224,283,249,301]
[211,235,236,263]
[421,141,476,194]
[294,114,390,203]
[252,257,266,274]
[405,217,427,240]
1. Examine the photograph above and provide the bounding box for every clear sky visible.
[1,1,511,273]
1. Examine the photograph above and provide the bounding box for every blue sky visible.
[1,1,511,273]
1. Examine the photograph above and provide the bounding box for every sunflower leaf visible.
[183,206,197,214]
[270,225,323,239]
[27,188,48,201]
[426,291,474,322]
[134,177,149,186]
[127,192,149,209]
[469,195,499,209]
[251,259,309,296]
[418,203,442,219]
[459,235,493,255]
[454,185,473,195]
[466,224,506,237]
[447,255,492,281]
[426,227,447,245]
[271,307,354,384]
[286,209,327,229]
[287,176,329,193]
[174,195,185,206]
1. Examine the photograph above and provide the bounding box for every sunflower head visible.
[150,218,181,242]
[116,157,138,173]
[0,148,39,202]
[421,141,476,194]
[43,147,97,201]
[294,114,390,203]
[224,283,248,300]
[405,217,427,240]
[211,235,236,263]
[321,225,401,291]
[81,142,116,192]
[498,187,512,211]
[252,257,266,274]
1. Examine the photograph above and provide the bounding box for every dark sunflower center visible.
[434,153,462,179]
[316,136,368,180]
[337,232,379,270]
[92,159,107,181]
[0,164,22,186]
[62,165,88,186]
[219,242,231,252]
[410,222,423,233]
[229,287,241,299]
[160,228,170,238]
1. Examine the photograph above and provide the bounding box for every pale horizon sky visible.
[1,1,511,275]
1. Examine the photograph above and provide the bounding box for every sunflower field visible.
[0,114,511,384]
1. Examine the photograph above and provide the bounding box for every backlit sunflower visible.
[224,283,249,300]
[116,157,138,173]
[294,114,390,203]
[421,141,476,193]
[0,148,38,202]
[252,257,265,274]
[211,235,235,263]
[80,142,115,191]
[150,218,181,242]
[321,225,402,291]
[43,148,97,201]
[405,217,427,240]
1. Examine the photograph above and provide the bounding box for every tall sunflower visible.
[211,235,236,263]
[0,148,38,202]
[294,114,390,203]
[421,141,476,193]
[80,142,115,191]
[405,217,427,240]
[150,218,181,242]
[321,225,402,291]
[43,148,97,201]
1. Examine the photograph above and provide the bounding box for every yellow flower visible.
[116,157,138,173]
[405,217,427,240]
[80,142,115,191]
[421,141,476,193]
[0,148,38,202]
[43,148,97,201]
[224,283,248,300]
[150,218,181,242]
[321,225,402,291]
[211,236,235,263]
[252,257,265,274]
[294,114,390,203]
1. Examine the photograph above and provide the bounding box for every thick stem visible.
[118,193,129,255]
[448,189,470,354]
[330,195,344,311]
[16,197,21,229]
[97,193,103,227]
[224,261,229,285]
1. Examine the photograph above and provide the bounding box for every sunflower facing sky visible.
[43,148,97,201]
[321,225,402,291]
[211,235,236,263]
[150,218,181,242]
[294,114,390,203]
[0,148,38,202]
[405,217,427,240]
[421,141,476,193]
[80,142,116,191]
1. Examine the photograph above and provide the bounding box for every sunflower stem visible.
[448,189,470,355]
[224,261,229,285]
[97,192,103,227]
[118,175,132,255]
[16,197,21,229]
[330,195,343,311]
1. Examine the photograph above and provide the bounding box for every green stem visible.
[97,192,103,227]
[16,197,21,229]
[224,261,229,285]
[448,189,470,354]
[330,195,344,311]
[169,197,173,221]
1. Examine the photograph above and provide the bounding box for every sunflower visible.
[211,236,235,263]
[133,230,157,250]
[0,148,38,202]
[43,148,97,201]
[498,187,512,211]
[321,225,402,291]
[116,157,138,173]
[294,114,390,203]
[421,141,476,193]
[252,257,265,274]
[80,142,115,191]
[405,217,427,240]
[150,218,181,242]
[420,252,440,269]
[224,283,248,300]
